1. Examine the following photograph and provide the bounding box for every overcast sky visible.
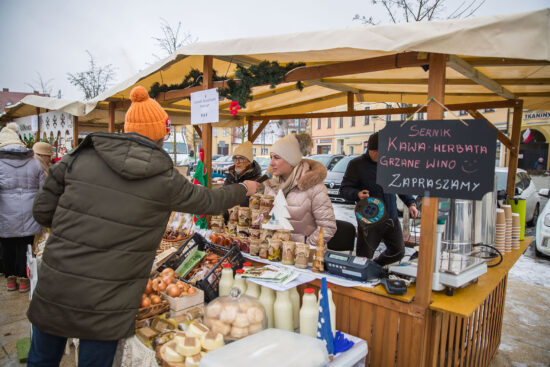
[0,0,548,100]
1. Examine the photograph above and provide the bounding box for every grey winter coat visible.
[28,133,248,341]
[0,145,45,237]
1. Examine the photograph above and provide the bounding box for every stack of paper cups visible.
[495,208,506,253]
[502,205,513,253]
[512,213,521,250]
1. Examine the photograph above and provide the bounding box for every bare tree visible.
[152,18,197,58]
[67,51,116,100]
[25,72,62,98]
[353,0,486,25]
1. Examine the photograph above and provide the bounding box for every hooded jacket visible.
[264,159,336,246]
[223,160,262,207]
[0,145,45,237]
[28,133,247,340]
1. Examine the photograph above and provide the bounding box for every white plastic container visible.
[289,286,300,330]
[299,288,318,338]
[232,269,247,294]
[274,290,293,331]
[200,329,329,367]
[258,286,275,328]
[218,263,234,297]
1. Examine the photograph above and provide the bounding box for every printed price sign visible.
[377,120,497,200]
[191,88,219,125]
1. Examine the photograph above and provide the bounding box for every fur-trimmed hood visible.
[266,158,327,193]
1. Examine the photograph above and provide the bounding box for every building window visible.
[349,146,354,155]
[417,112,425,120]
[364,107,370,125]
[350,116,356,127]
[339,117,343,128]
[317,118,321,129]
[459,110,468,116]
[401,113,407,121]
[253,148,257,155]
[327,118,332,129]
[484,108,495,113]
[222,128,227,136]
[213,128,218,137]
[261,147,268,155]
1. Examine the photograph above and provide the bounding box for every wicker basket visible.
[157,233,192,254]
[136,300,170,320]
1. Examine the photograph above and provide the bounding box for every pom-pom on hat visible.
[233,141,253,163]
[124,86,170,142]
[0,122,25,148]
[271,132,313,166]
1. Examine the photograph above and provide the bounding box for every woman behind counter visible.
[264,133,336,246]
[223,141,262,221]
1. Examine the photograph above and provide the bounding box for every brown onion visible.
[166,284,181,297]
[145,279,153,294]
[150,295,162,305]
[162,275,174,286]
[141,297,151,308]
[161,268,175,277]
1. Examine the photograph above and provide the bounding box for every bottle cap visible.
[304,288,315,294]
[222,263,232,268]
[243,262,252,267]
[236,269,245,273]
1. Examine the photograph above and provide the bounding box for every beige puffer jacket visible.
[264,158,336,246]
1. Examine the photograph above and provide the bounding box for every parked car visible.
[255,156,271,174]
[163,141,190,168]
[212,155,233,173]
[536,188,550,258]
[496,167,542,226]
[309,154,344,171]
[323,155,360,204]
[188,153,222,174]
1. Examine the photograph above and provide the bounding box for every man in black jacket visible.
[340,133,418,266]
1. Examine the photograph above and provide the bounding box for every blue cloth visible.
[317,277,334,356]
[28,326,118,367]
[333,331,355,354]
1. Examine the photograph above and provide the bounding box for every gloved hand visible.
[333,331,354,354]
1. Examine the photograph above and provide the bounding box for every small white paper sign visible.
[191,88,219,125]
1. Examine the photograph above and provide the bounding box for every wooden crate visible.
[162,287,204,312]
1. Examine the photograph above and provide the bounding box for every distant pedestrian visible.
[33,142,54,176]
[0,123,45,293]
[534,157,545,171]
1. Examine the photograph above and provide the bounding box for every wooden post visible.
[347,92,354,111]
[36,107,41,142]
[108,101,116,133]
[247,118,253,142]
[507,99,524,198]
[415,53,446,365]
[73,116,79,149]
[203,55,213,189]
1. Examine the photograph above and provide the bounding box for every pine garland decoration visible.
[148,61,306,108]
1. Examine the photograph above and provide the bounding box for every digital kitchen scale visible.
[324,250,386,281]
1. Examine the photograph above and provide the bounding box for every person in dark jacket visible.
[27,86,260,367]
[224,141,262,206]
[340,132,418,266]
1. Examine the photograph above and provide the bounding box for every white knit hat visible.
[0,123,25,148]
[233,141,253,162]
[271,133,313,166]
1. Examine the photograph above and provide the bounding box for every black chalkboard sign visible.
[377,119,497,200]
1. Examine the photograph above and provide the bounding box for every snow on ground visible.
[508,254,550,288]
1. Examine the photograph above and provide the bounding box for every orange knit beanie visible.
[124,86,170,141]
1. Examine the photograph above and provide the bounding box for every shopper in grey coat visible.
[0,123,44,292]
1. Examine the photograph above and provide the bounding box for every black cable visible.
[472,243,503,267]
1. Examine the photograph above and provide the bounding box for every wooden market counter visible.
[291,239,531,367]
